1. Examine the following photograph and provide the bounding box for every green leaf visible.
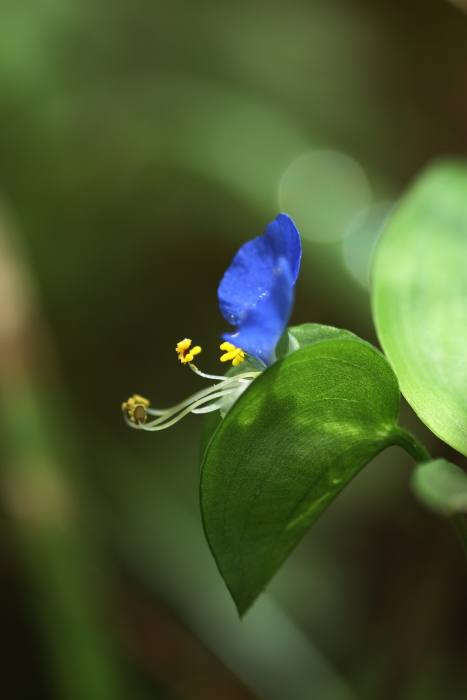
[199,409,222,465]
[372,159,467,456]
[200,323,358,462]
[411,459,467,517]
[200,337,400,616]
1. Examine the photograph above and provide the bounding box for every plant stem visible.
[390,426,431,464]
[391,427,467,565]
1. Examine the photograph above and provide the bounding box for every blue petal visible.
[222,257,295,366]
[218,213,301,326]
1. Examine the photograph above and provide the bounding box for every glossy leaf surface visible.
[372,160,467,455]
[201,324,360,459]
[200,336,400,615]
[411,459,467,516]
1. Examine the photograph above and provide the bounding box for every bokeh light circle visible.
[279,150,372,243]
[343,202,394,289]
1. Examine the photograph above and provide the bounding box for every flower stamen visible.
[220,342,245,367]
[123,371,260,432]
[123,338,263,432]
[176,338,202,364]
[122,394,150,424]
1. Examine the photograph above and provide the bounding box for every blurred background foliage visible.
[1,0,467,698]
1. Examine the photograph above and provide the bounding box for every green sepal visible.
[276,322,358,359]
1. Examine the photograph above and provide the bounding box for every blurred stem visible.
[0,210,125,700]
[391,426,467,564]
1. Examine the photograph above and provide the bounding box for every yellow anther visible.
[221,351,237,361]
[220,342,245,366]
[122,394,150,424]
[176,338,202,364]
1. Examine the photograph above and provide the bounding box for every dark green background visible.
[1,1,467,699]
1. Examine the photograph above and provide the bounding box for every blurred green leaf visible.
[411,459,467,517]
[372,159,467,456]
[200,335,400,615]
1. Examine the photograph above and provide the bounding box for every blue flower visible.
[122,213,302,431]
[218,213,302,367]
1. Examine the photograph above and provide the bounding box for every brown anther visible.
[122,394,150,424]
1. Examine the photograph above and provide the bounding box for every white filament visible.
[126,370,260,431]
